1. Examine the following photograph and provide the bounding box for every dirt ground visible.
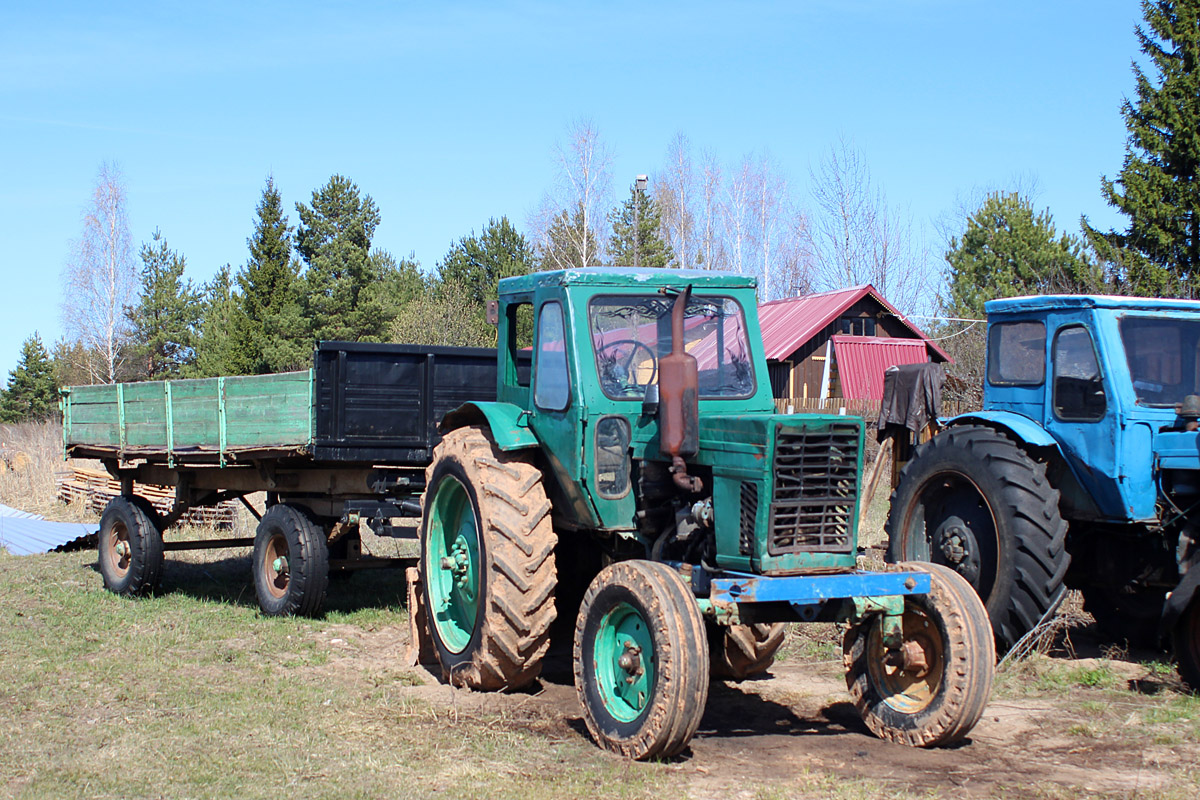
[307,615,1200,800]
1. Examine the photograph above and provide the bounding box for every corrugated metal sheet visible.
[758,284,951,362]
[832,335,930,400]
[0,504,96,556]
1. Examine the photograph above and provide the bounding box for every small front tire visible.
[844,562,995,747]
[574,560,709,760]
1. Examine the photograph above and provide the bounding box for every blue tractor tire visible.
[886,425,1069,652]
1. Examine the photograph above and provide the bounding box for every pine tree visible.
[236,177,309,372]
[438,217,534,303]
[297,175,397,342]
[126,229,201,379]
[608,181,674,268]
[947,192,1104,319]
[0,334,58,422]
[1084,0,1200,296]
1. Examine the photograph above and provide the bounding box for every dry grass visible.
[0,421,93,521]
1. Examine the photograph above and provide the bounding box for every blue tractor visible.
[886,295,1200,684]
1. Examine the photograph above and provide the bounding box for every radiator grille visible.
[739,481,759,556]
[768,423,859,555]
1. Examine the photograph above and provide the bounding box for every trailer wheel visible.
[708,622,787,680]
[886,424,1069,652]
[98,496,164,596]
[574,560,709,760]
[844,562,995,747]
[420,425,556,691]
[252,504,329,617]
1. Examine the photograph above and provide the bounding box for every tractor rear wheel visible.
[1173,594,1200,691]
[98,496,164,597]
[707,622,787,680]
[886,424,1069,652]
[844,562,995,747]
[420,425,556,691]
[574,560,709,759]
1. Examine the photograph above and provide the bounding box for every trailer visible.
[62,341,511,613]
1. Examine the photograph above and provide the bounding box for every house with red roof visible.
[759,284,950,401]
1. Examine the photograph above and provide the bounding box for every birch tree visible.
[61,162,137,383]
[656,132,696,268]
[808,139,932,314]
[534,119,613,269]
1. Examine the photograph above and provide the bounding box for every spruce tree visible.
[608,181,674,268]
[947,192,1104,319]
[237,177,308,372]
[1084,0,1200,296]
[0,334,58,422]
[127,229,201,379]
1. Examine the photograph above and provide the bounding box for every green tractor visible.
[421,268,994,759]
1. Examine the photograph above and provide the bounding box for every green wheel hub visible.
[593,602,655,722]
[426,477,481,654]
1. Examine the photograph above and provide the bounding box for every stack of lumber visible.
[56,465,236,529]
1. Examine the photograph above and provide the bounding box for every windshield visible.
[1120,316,1200,406]
[588,294,756,399]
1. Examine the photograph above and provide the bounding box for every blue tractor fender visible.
[439,401,540,452]
[944,410,1062,451]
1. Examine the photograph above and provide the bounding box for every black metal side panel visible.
[311,341,500,464]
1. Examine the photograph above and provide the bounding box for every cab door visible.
[525,298,598,527]
[1045,322,1125,518]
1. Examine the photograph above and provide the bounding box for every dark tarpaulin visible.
[877,362,944,439]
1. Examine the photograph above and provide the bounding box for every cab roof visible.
[986,294,1200,316]
[499,267,758,295]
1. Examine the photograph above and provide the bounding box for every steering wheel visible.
[596,339,658,394]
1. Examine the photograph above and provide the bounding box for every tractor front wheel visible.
[574,560,709,760]
[707,621,787,680]
[844,562,995,747]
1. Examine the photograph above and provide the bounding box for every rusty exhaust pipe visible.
[658,286,702,493]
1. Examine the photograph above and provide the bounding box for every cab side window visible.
[1053,325,1106,421]
[534,302,570,411]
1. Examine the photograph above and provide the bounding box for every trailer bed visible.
[63,341,503,467]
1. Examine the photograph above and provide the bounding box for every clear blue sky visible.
[0,1,1144,380]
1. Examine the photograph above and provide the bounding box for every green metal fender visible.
[439,401,540,451]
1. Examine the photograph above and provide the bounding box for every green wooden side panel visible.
[63,371,314,454]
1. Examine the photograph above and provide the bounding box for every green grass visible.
[0,549,673,800]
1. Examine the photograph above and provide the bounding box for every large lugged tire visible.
[98,496,165,596]
[886,425,1069,652]
[708,622,787,680]
[1173,594,1200,691]
[574,560,710,760]
[844,562,995,747]
[252,504,329,617]
[420,425,556,691]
